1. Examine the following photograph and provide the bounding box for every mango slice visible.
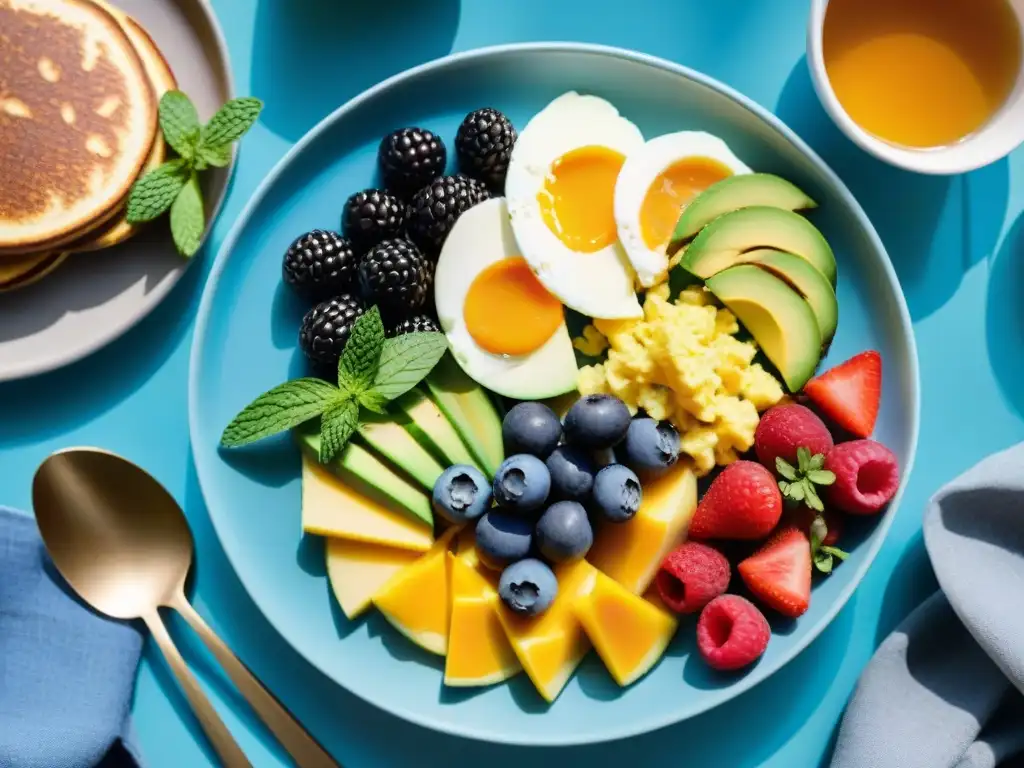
[588,462,697,594]
[574,571,678,687]
[495,558,598,703]
[444,552,522,687]
[301,457,433,552]
[372,528,458,655]
[325,538,421,620]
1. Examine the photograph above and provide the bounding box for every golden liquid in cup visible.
[823,0,1022,149]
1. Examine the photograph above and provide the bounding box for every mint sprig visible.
[809,515,849,574]
[219,311,449,463]
[777,446,835,513]
[127,91,263,257]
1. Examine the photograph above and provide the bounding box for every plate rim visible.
[188,41,921,745]
[0,0,236,383]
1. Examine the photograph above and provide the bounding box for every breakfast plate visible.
[0,0,234,382]
[189,43,919,744]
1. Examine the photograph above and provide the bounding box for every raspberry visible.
[696,595,771,671]
[824,439,900,515]
[754,404,834,472]
[655,542,730,614]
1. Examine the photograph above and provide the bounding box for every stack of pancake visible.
[0,0,177,293]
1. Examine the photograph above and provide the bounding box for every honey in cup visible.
[822,0,1023,149]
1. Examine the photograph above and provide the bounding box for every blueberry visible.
[535,501,593,563]
[499,558,558,616]
[592,464,642,523]
[563,394,631,450]
[431,465,491,524]
[623,418,681,475]
[493,454,551,514]
[475,510,534,570]
[502,402,562,458]
[545,446,595,502]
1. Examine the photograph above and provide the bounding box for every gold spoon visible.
[32,447,338,768]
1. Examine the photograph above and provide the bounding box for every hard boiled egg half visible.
[505,92,645,320]
[434,197,578,400]
[614,131,751,287]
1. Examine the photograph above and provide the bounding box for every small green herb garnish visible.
[127,91,263,257]
[220,307,449,463]
[776,446,835,513]
[809,514,849,575]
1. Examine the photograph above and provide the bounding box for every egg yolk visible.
[538,145,625,252]
[464,257,563,356]
[640,156,733,249]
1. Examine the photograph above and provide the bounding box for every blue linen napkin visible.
[0,506,144,768]
[831,444,1024,768]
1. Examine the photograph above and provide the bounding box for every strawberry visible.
[803,350,882,438]
[825,439,900,515]
[754,404,834,470]
[737,526,811,618]
[689,461,783,541]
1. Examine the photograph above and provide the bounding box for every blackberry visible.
[456,108,517,189]
[358,238,432,313]
[378,127,447,197]
[299,294,366,369]
[281,230,358,299]
[408,174,491,254]
[387,313,440,337]
[342,189,408,250]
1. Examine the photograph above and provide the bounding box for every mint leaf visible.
[337,307,384,395]
[158,91,201,160]
[797,446,811,473]
[221,378,338,447]
[170,173,205,257]
[372,333,449,401]
[807,469,836,486]
[196,143,232,169]
[803,480,824,512]
[809,515,828,550]
[319,397,359,462]
[814,551,834,574]
[808,452,825,471]
[821,545,849,561]
[358,389,390,415]
[126,159,189,223]
[201,97,263,149]
[775,457,796,481]
[788,481,805,502]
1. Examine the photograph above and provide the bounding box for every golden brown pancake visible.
[0,251,67,292]
[70,3,178,253]
[0,0,158,254]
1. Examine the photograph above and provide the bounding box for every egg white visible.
[433,197,578,401]
[505,92,645,320]
[613,131,752,287]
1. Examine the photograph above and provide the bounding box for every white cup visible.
[806,0,1024,175]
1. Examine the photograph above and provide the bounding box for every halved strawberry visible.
[803,350,881,438]
[737,526,811,618]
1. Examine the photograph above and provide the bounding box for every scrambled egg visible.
[574,284,784,476]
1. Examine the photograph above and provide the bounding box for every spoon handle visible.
[143,610,252,768]
[172,594,339,768]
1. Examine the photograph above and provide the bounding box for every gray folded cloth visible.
[831,444,1024,768]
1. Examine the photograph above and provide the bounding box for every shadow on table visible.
[775,56,1009,323]
[986,210,1024,420]
[250,0,461,143]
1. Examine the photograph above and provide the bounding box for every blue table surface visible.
[3,0,1022,765]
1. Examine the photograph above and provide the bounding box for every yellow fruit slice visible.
[325,538,421,620]
[301,457,433,552]
[372,528,458,656]
[495,558,598,703]
[588,462,697,594]
[444,553,522,687]
[574,570,678,687]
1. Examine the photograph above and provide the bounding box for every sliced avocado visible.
[681,207,837,285]
[737,249,838,343]
[705,265,822,392]
[671,173,817,246]
[355,411,444,491]
[295,422,433,527]
[393,388,481,471]
[424,354,504,478]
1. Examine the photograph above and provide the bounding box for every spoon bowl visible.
[34,448,193,619]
